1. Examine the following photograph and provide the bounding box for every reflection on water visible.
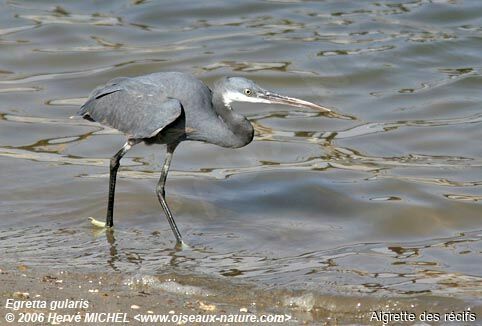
[2,225,481,311]
[1,0,481,320]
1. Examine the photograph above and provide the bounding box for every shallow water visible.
[1,0,481,321]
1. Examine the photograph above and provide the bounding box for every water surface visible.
[1,0,481,322]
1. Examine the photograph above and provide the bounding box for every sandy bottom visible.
[1,264,481,325]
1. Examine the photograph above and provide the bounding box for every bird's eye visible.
[244,89,252,96]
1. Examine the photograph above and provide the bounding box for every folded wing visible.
[78,78,182,139]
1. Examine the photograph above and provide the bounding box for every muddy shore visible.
[1,264,480,325]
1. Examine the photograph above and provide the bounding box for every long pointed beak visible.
[259,92,331,112]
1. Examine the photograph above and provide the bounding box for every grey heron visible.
[79,72,331,246]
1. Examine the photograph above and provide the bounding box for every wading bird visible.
[79,72,330,246]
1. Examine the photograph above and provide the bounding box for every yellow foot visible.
[88,217,107,228]
[176,240,190,250]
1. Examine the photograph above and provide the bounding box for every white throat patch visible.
[222,91,271,108]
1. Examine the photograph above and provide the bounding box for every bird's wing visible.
[78,79,182,139]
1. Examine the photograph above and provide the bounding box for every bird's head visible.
[216,77,330,112]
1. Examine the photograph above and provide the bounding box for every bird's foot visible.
[175,240,190,250]
[88,217,108,228]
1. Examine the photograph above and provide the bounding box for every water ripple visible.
[18,13,121,26]
[0,59,165,84]
[1,0,481,315]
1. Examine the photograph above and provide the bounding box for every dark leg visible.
[106,140,136,227]
[156,142,183,244]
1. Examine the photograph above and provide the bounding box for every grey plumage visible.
[79,71,330,246]
[79,72,251,147]
[80,74,181,139]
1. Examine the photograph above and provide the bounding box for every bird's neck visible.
[212,91,254,148]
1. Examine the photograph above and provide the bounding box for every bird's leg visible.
[105,140,136,228]
[156,142,183,245]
